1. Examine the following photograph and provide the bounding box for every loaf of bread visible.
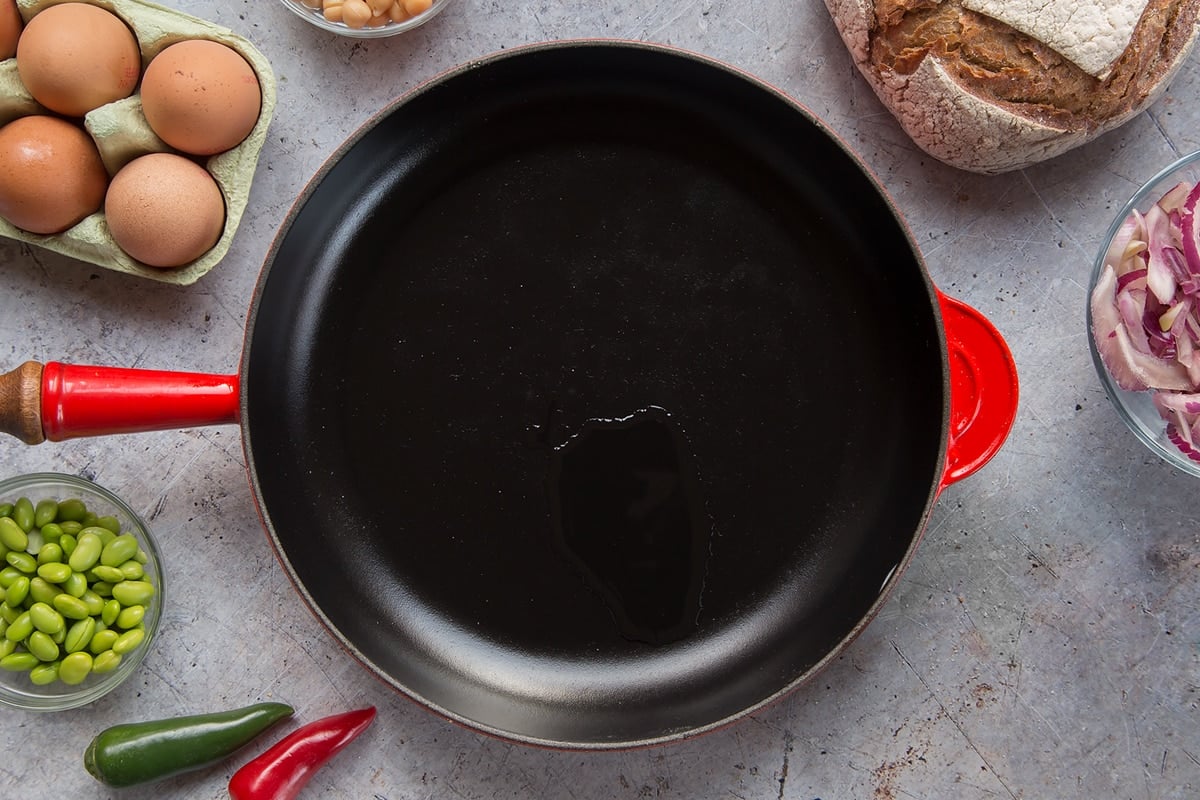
[824,0,1200,173]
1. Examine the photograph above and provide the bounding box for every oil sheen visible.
[548,406,709,645]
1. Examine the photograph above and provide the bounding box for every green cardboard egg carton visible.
[0,0,277,284]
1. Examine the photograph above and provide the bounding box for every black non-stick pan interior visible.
[243,41,948,747]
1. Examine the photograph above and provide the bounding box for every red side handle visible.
[0,360,240,444]
[937,294,1019,490]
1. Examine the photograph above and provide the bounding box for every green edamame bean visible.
[134,549,148,565]
[6,551,35,574]
[52,626,66,644]
[96,516,121,535]
[29,661,60,685]
[115,605,144,629]
[65,617,96,653]
[29,602,64,635]
[89,629,119,654]
[28,578,61,605]
[91,649,121,674]
[59,534,77,557]
[58,521,82,536]
[0,502,11,517]
[58,651,92,684]
[101,599,120,626]
[118,561,144,580]
[89,566,125,583]
[68,532,103,572]
[6,611,32,642]
[0,517,27,551]
[28,630,59,661]
[0,651,39,671]
[79,591,104,617]
[0,567,20,587]
[36,562,72,584]
[12,497,34,532]
[63,571,88,598]
[0,638,13,658]
[111,581,154,607]
[36,542,64,566]
[100,534,139,568]
[33,499,59,528]
[5,576,29,606]
[0,603,18,623]
[91,581,113,597]
[40,522,63,543]
[56,498,87,523]
[53,593,91,621]
[112,628,144,655]
[80,511,99,528]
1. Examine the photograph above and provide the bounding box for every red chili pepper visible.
[227,706,377,800]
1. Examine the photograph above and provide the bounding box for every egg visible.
[15,3,141,117]
[0,115,108,235]
[140,39,262,156]
[104,153,225,268]
[0,0,22,61]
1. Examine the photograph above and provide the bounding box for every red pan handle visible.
[937,293,1019,490]
[0,361,239,445]
[3,305,1017,476]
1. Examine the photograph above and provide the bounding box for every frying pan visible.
[0,41,1018,748]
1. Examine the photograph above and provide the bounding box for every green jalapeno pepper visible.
[84,701,294,787]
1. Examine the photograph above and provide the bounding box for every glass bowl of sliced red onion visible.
[1088,149,1200,477]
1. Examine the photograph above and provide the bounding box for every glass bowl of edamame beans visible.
[0,473,163,712]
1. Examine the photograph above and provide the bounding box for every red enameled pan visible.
[0,40,1018,749]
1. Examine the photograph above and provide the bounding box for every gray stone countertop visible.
[2,0,1199,798]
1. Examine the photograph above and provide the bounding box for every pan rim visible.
[239,38,951,750]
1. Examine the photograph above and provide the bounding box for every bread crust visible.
[825,0,1200,173]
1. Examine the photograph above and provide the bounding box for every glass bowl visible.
[277,0,451,38]
[0,473,163,711]
[1087,149,1200,478]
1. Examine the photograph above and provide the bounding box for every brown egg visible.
[140,39,262,156]
[104,153,225,268]
[0,115,108,235]
[15,3,141,117]
[0,0,23,61]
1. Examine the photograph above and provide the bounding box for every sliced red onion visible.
[1092,175,1200,461]
[1183,181,1200,276]
[1145,204,1179,303]
[1103,212,1142,274]
[1116,267,1147,291]
[1154,391,1200,460]
[1092,263,1193,391]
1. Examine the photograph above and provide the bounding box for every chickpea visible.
[322,0,344,21]
[340,0,373,27]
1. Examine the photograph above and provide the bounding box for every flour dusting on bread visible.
[964,0,1146,77]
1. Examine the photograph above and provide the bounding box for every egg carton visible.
[0,0,277,284]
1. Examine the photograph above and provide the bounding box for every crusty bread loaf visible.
[824,0,1200,173]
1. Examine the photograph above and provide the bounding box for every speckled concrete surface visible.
[2,1,1199,798]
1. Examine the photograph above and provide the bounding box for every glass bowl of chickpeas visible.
[277,0,450,37]
[0,473,163,711]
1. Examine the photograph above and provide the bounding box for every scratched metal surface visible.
[2,0,1199,798]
